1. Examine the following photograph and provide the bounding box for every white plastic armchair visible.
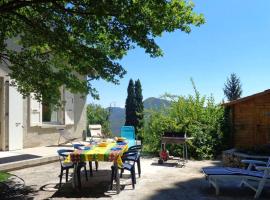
[89,124,103,137]
[86,124,104,142]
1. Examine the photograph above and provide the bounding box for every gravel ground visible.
[3,158,270,200]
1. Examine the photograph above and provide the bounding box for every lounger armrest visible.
[241,160,267,165]
[255,166,270,171]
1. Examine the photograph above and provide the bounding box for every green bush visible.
[144,88,225,159]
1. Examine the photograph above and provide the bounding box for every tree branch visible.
[0,0,56,13]
[51,1,119,17]
[0,53,10,66]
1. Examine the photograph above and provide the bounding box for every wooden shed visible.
[224,89,270,148]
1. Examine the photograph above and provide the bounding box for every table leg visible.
[72,163,78,189]
[114,160,120,194]
[182,144,185,161]
[185,142,188,163]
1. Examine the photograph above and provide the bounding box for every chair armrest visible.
[123,151,137,157]
[122,151,138,162]
[241,160,267,165]
[128,145,142,151]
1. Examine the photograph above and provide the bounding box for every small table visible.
[161,136,193,166]
[65,141,128,193]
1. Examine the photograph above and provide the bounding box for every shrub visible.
[144,87,225,159]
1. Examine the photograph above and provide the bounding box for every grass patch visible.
[0,171,11,182]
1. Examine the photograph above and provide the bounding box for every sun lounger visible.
[202,158,270,199]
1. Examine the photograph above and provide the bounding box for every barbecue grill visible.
[159,131,193,166]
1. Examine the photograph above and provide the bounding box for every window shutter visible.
[29,94,42,126]
[64,89,74,125]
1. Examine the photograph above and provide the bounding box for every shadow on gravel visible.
[147,172,270,200]
[48,169,128,198]
[0,175,38,200]
[151,162,179,167]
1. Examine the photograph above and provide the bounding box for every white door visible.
[8,84,23,150]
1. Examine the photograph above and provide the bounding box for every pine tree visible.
[134,79,144,134]
[223,73,243,101]
[125,79,136,126]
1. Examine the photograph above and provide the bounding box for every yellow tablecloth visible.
[65,142,128,167]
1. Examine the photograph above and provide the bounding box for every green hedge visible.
[143,90,226,159]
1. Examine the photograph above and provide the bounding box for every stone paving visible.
[2,158,270,200]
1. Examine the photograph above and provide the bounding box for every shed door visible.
[256,105,270,145]
[8,84,23,150]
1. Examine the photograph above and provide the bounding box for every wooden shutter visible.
[64,89,74,125]
[29,93,42,126]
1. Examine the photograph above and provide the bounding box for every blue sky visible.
[87,0,270,108]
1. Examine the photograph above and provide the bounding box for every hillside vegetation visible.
[109,97,171,135]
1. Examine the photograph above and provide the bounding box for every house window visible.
[29,88,74,127]
[42,103,62,124]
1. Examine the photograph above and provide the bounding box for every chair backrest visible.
[57,149,74,166]
[120,126,135,140]
[128,145,142,152]
[121,126,136,147]
[73,143,84,150]
[89,124,102,137]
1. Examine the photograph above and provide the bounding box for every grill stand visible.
[159,137,193,167]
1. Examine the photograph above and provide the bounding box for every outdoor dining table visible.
[65,140,128,194]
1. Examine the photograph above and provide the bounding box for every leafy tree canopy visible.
[223,73,243,101]
[0,0,204,105]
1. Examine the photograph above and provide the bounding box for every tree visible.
[223,73,243,101]
[0,1,204,105]
[134,79,144,134]
[125,79,136,127]
[87,103,111,136]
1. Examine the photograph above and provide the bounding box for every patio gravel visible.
[4,158,270,200]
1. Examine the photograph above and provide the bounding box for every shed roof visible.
[223,89,270,106]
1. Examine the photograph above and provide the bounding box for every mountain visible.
[143,97,171,110]
[108,97,171,136]
[108,107,125,136]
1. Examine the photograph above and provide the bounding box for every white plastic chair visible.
[89,124,102,137]
[85,124,104,142]
[202,158,270,199]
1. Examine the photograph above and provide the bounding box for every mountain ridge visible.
[108,97,171,135]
